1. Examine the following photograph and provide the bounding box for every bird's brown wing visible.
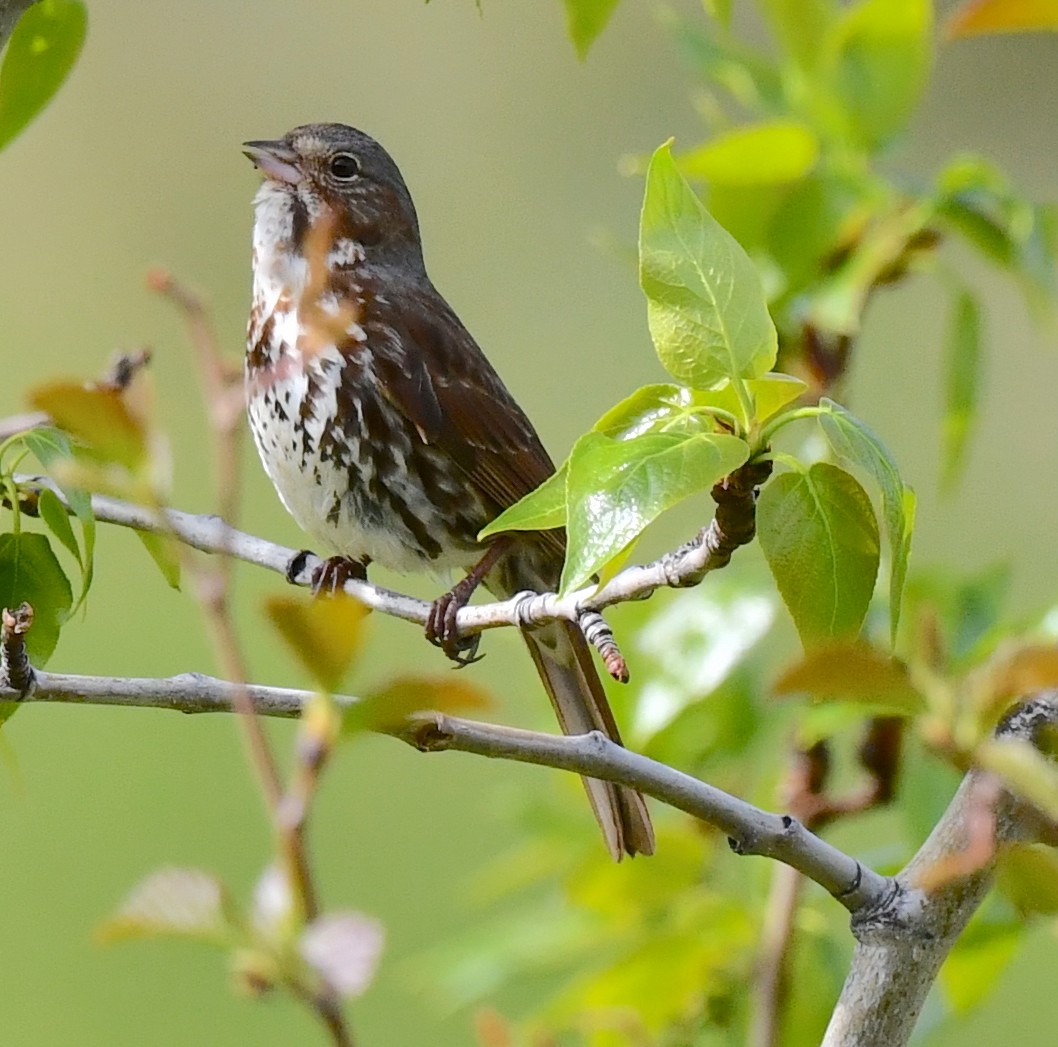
[365,282,566,560]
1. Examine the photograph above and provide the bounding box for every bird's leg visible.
[427,538,513,667]
[285,549,371,595]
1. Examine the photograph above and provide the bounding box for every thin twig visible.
[14,465,768,644]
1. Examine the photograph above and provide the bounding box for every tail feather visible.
[523,621,655,860]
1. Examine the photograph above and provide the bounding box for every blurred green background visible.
[3,1,1058,1043]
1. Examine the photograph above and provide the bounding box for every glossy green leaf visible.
[266,591,369,693]
[640,141,778,390]
[947,0,1058,37]
[29,382,146,472]
[561,430,750,593]
[0,532,72,664]
[756,463,880,647]
[0,0,86,150]
[773,640,925,714]
[135,531,180,590]
[593,384,700,439]
[343,674,490,734]
[680,121,818,186]
[941,289,983,492]
[818,399,914,645]
[478,465,566,539]
[561,0,620,58]
[98,868,234,945]
[831,0,932,148]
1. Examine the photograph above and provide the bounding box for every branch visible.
[5,663,888,914]
[15,459,769,644]
[821,694,1058,1047]
[0,0,34,54]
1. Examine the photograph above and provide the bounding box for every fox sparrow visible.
[243,123,654,859]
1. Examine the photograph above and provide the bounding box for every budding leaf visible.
[300,911,385,999]
[98,867,233,945]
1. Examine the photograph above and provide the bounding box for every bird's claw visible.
[309,555,368,596]
[426,584,484,667]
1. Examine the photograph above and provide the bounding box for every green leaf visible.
[755,0,838,71]
[773,640,925,715]
[21,430,95,604]
[941,290,983,492]
[640,141,778,390]
[266,592,369,693]
[478,465,566,540]
[947,0,1058,37]
[817,399,914,646]
[830,0,932,148]
[29,382,146,472]
[97,868,234,945]
[997,844,1058,915]
[342,674,490,734]
[978,737,1058,822]
[561,0,620,58]
[756,462,880,647]
[35,486,79,565]
[0,0,86,150]
[560,430,751,593]
[593,384,700,439]
[939,917,1021,1014]
[0,532,72,663]
[747,373,808,422]
[136,531,180,590]
[680,121,819,186]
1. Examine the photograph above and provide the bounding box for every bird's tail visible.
[523,620,655,860]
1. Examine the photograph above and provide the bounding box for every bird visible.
[243,123,654,859]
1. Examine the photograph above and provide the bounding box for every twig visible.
[14,463,768,644]
[5,662,886,912]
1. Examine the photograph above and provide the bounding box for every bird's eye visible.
[329,153,361,180]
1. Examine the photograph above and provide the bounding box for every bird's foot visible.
[306,554,370,596]
[426,577,483,667]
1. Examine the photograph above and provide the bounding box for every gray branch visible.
[14,474,741,637]
[6,665,888,913]
[0,0,35,54]
[821,694,1058,1047]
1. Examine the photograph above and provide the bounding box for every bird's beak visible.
[243,139,302,185]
